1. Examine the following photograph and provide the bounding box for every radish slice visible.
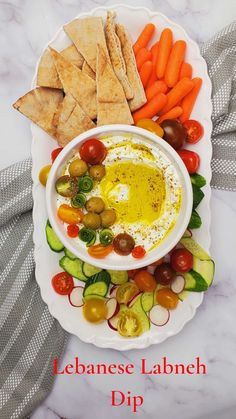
[105,298,120,320]
[68,286,84,307]
[127,292,142,308]
[171,275,185,294]
[149,305,170,326]
[109,285,118,298]
[107,314,119,331]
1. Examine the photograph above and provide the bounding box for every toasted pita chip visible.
[61,44,84,69]
[13,87,63,138]
[37,49,62,89]
[105,11,133,100]
[50,48,97,120]
[96,44,133,126]
[116,24,147,112]
[64,17,109,72]
[82,61,96,80]
[54,94,95,147]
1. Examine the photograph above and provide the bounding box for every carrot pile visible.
[133,23,202,124]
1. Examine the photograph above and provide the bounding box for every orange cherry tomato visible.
[135,118,164,137]
[39,164,52,186]
[156,288,179,309]
[150,257,165,267]
[134,270,157,292]
[57,204,83,224]
[88,244,113,259]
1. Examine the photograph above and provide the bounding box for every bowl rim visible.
[46,124,193,270]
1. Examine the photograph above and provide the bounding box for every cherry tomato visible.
[132,245,146,259]
[156,288,179,309]
[52,272,74,295]
[170,248,193,273]
[117,311,142,337]
[57,204,83,224]
[160,119,187,150]
[116,283,139,304]
[150,257,165,267]
[113,233,135,256]
[154,263,175,285]
[128,269,139,279]
[134,270,157,292]
[80,138,107,165]
[136,119,164,137]
[177,149,200,174]
[67,224,80,238]
[51,147,63,162]
[88,244,113,258]
[183,120,203,144]
[83,297,107,323]
[39,165,51,186]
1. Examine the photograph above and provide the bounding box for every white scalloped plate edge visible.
[32,4,213,350]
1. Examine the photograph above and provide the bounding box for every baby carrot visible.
[157,106,183,124]
[156,28,173,79]
[180,77,202,122]
[146,42,159,88]
[145,80,168,100]
[164,40,186,87]
[139,61,153,88]
[136,48,152,70]
[179,62,192,80]
[160,77,194,115]
[133,92,167,123]
[133,23,155,55]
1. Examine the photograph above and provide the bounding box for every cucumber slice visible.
[59,256,88,281]
[64,249,77,260]
[82,262,102,278]
[184,270,208,292]
[131,296,150,333]
[141,292,154,312]
[180,238,211,260]
[178,290,190,301]
[45,221,64,252]
[83,271,111,297]
[193,257,215,287]
[107,270,128,285]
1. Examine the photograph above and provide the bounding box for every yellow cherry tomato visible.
[156,288,179,309]
[39,165,52,186]
[116,282,139,305]
[117,311,142,337]
[57,204,83,224]
[83,297,107,323]
[136,118,164,137]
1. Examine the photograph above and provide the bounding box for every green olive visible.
[82,213,101,229]
[89,164,106,181]
[69,159,88,177]
[100,209,116,228]
[86,197,105,214]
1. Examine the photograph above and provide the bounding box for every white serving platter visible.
[31,4,212,350]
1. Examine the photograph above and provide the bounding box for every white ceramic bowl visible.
[46,124,193,270]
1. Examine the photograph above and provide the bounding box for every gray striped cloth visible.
[0,22,236,419]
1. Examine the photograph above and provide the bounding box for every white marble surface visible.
[1,0,236,418]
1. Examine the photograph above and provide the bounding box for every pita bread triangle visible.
[37,49,62,89]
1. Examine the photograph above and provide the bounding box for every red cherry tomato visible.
[51,147,63,162]
[177,149,200,174]
[67,224,80,238]
[113,233,135,256]
[80,139,107,165]
[170,248,193,273]
[183,120,203,144]
[52,272,74,295]
[132,245,146,259]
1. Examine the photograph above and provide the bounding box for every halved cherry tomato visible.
[88,243,113,258]
[136,119,164,137]
[116,282,139,304]
[132,245,146,259]
[57,204,83,224]
[183,120,203,144]
[80,139,107,165]
[83,297,107,323]
[39,165,51,186]
[156,288,179,309]
[67,224,80,238]
[134,270,157,292]
[170,248,193,273]
[52,272,74,295]
[51,147,63,162]
[177,149,200,174]
[150,257,165,267]
[117,311,142,337]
